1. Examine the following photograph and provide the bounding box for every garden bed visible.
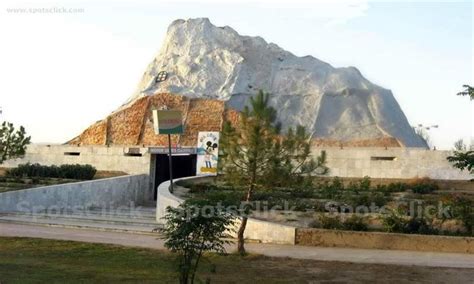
[175,176,474,237]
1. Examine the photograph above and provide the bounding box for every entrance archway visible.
[153,154,197,200]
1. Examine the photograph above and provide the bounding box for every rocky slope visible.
[71,18,426,147]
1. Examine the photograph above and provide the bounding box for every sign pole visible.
[167,133,174,193]
[152,109,182,193]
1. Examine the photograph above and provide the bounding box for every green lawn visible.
[0,237,472,283]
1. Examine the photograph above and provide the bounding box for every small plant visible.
[381,209,437,235]
[358,176,371,191]
[408,177,438,194]
[381,210,408,233]
[445,195,474,236]
[404,217,437,235]
[319,177,344,199]
[318,215,343,230]
[342,215,368,231]
[385,182,408,192]
[161,200,234,284]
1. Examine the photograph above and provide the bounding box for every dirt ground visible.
[234,256,474,284]
[93,170,128,179]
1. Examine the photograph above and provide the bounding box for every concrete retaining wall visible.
[0,174,149,213]
[3,145,471,181]
[296,228,474,254]
[2,144,151,175]
[155,179,185,222]
[312,147,472,180]
[156,176,296,245]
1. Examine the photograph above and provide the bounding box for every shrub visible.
[358,176,371,191]
[318,177,344,199]
[289,187,314,199]
[7,163,96,180]
[381,210,437,235]
[408,177,438,194]
[288,199,324,212]
[404,217,438,235]
[342,215,368,231]
[385,182,408,192]
[342,192,388,208]
[330,177,344,191]
[187,183,213,193]
[189,191,243,208]
[319,215,343,230]
[445,195,474,236]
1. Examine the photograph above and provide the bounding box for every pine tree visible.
[219,90,327,254]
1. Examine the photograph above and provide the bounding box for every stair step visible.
[0,212,158,226]
[0,215,163,235]
[2,209,157,220]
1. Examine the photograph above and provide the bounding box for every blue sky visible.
[0,0,472,149]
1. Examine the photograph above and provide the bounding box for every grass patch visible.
[0,237,472,283]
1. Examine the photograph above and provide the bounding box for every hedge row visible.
[7,163,97,180]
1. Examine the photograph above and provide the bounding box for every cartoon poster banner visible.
[196,132,220,175]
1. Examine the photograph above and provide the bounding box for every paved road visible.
[1,223,473,269]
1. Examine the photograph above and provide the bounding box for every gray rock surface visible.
[128,18,426,147]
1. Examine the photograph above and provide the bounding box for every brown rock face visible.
[68,93,237,147]
[68,93,401,147]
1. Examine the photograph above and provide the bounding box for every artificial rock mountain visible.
[69,18,426,148]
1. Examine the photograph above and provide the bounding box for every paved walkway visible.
[1,223,473,269]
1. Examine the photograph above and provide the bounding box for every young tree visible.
[0,121,31,164]
[457,84,474,100]
[219,90,327,254]
[447,151,474,175]
[453,139,467,151]
[161,200,234,284]
[414,127,431,148]
[448,86,474,175]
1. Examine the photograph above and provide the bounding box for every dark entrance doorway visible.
[153,154,197,200]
